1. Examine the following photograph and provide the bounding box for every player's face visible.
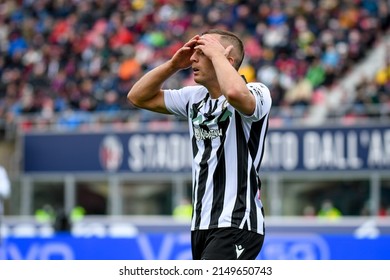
[190,40,218,85]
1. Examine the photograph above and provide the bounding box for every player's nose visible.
[190,52,198,62]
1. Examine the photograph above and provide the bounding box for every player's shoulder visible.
[179,85,208,100]
[164,85,206,98]
[247,82,271,97]
[247,82,270,91]
[182,85,207,94]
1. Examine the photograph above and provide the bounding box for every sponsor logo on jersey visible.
[194,127,223,141]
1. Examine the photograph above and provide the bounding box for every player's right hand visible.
[170,35,200,70]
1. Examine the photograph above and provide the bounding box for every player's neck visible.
[205,84,222,100]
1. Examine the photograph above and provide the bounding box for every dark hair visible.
[201,29,245,70]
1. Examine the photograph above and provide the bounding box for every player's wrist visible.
[211,53,231,67]
[165,59,183,73]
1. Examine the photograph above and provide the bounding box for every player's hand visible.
[170,35,200,70]
[194,34,233,61]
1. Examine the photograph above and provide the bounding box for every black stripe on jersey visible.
[231,111,248,227]
[192,132,198,161]
[194,125,212,229]
[192,172,197,218]
[261,205,265,233]
[189,98,207,229]
[251,114,269,172]
[209,108,231,227]
[248,116,266,162]
[249,165,259,230]
[185,102,189,118]
[256,114,269,173]
[209,142,226,227]
[189,98,205,158]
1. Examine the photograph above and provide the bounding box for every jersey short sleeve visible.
[245,82,272,121]
[164,85,203,119]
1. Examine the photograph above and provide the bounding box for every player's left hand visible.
[194,34,233,61]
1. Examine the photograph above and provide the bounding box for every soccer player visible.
[127,29,272,260]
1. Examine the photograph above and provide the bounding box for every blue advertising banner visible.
[261,125,390,172]
[22,124,390,173]
[23,131,192,173]
[1,232,389,260]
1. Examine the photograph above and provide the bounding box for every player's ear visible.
[227,56,235,66]
[224,45,235,66]
[224,45,233,57]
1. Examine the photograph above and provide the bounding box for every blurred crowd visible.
[0,0,389,138]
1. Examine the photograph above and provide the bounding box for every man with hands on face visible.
[128,29,272,260]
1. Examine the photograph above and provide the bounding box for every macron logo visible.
[235,244,244,259]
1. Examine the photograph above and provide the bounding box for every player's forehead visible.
[200,33,221,41]
[200,33,220,39]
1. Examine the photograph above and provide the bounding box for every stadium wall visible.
[1,216,390,260]
[2,121,390,260]
[10,122,390,217]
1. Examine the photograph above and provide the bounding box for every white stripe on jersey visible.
[238,156,255,231]
[217,115,238,227]
[199,150,217,230]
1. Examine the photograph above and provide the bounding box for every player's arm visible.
[195,35,256,116]
[127,35,199,114]
[215,57,255,115]
[127,61,176,114]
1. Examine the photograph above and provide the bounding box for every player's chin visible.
[193,73,203,84]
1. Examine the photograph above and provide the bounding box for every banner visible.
[261,125,390,172]
[22,124,390,173]
[1,232,390,260]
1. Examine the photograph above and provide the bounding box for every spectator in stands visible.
[374,44,390,109]
[173,198,192,220]
[0,0,389,136]
[35,204,55,224]
[318,199,342,220]
[70,206,86,223]
[303,204,316,218]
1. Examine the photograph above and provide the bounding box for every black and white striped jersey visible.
[164,82,272,235]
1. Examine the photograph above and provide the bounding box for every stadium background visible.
[1,0,390,260]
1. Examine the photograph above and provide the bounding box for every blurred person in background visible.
[173,198,193,220]
[0,166,10,213]
[34,204,55,224]
[0,0,388,135]
[318,199,342,220]
[128,29,272,260]
[0,165,11,245]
